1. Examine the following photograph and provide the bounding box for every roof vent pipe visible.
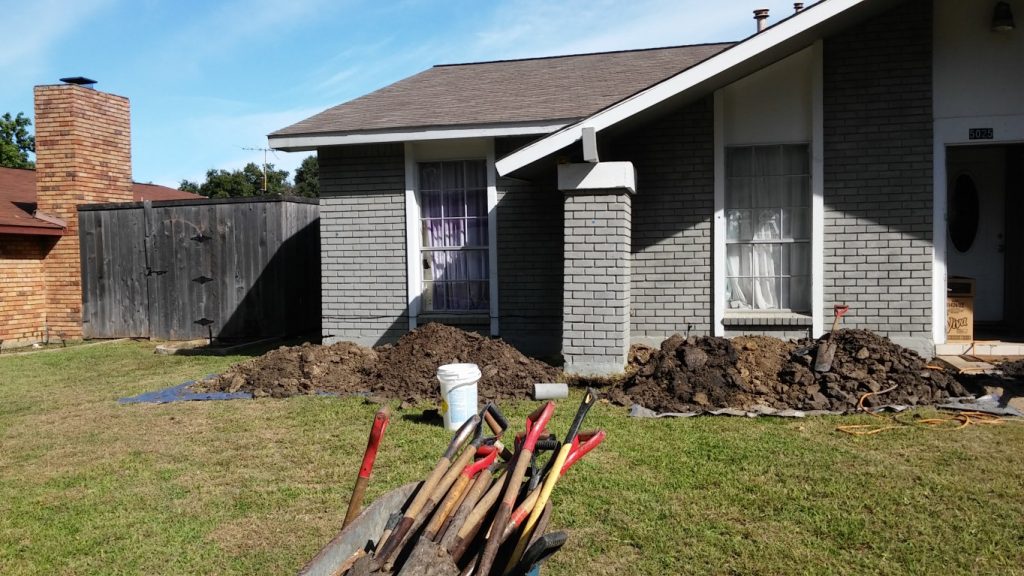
[754,8,770,32]
[794,2,804,13]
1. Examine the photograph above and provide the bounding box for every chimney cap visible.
[59,76,97,87]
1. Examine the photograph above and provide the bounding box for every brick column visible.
[34,84,133,339]
[559,162,635,376]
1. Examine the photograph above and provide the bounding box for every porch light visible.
[992,2,1015,32]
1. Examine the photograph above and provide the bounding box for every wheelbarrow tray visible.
[298,482,419,576]
[298,482,553,576]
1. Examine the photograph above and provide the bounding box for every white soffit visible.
[496,0,878,176]
[268,121,569,152]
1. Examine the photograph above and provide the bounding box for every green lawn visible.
[1,341,1023,575]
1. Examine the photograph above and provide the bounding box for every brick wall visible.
[0,235,51,345]
[611,97,715,342]
[823,0,933,340]
[562,190,631,375]
[319,144,408,345]
[34,84,133,339]
[495,138,563,358]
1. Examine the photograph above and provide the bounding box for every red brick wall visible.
[0,235,51,344]
[34,85,133,339]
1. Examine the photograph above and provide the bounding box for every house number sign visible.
[968,128,993,140]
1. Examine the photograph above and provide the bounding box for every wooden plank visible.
[936,355,996,374]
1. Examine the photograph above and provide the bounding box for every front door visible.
[947,146,1006,323]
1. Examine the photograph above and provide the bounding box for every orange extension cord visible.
[836,386,1008,436]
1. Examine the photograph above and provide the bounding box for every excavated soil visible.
[609,329,969,413]
[197,323,974,414]
[194,323,559,403]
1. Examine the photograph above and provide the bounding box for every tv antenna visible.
[242,146,275,193]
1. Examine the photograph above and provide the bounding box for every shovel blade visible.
[814,341,837,372]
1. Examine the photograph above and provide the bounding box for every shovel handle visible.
[343,406,390,528]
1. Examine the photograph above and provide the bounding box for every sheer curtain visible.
[419,161,489,312]
[725,145,810,312]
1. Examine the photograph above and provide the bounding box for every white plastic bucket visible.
[437,363,481,431]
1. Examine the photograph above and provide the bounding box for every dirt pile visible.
[610,329,968,413]
[195,323,559,402]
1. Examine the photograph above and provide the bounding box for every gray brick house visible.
[271,0,1024,375]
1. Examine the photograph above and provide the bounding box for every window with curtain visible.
[725,144,811,312]
[419,160,489,312]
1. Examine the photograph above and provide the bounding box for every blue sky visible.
[1,0,817,188]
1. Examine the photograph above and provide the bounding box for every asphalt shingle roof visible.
[272,42,734,137]
[0,166,198,233]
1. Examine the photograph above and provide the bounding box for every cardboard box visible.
[947,276,975,342]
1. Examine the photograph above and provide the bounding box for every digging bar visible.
[343,405,391,528]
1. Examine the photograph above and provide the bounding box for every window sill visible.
[722,311,813,327]
[418,313,490,326]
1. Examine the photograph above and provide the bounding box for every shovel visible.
[814,304,850,373]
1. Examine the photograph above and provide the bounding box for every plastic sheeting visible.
[118,380,251,404]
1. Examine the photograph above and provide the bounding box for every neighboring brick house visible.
[0,80,196,348]
[270,0,1024,374]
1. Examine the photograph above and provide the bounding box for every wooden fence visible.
[78,196,319,341]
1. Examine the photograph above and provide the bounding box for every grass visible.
[1,341,1023,575]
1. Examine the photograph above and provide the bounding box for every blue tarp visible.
[118,380,251,404]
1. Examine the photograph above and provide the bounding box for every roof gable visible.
[270,42,733,146]
[496,0,897,175]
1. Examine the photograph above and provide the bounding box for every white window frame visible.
[713,40,824,336]
[405,139,499,335]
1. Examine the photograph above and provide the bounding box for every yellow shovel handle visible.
[505,444,572,574]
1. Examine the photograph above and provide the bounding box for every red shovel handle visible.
[561,429,605,475]
[523,402,555,452]
[834,304,849,319]
[463,445,498,478]
[359,406,390,478]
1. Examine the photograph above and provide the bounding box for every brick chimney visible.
[34,80,133,339]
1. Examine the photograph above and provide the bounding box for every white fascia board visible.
[495,0,868,176]
[268,121,568,152]
[557,162,636,193]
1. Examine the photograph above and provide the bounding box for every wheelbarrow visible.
[298,483,561,576]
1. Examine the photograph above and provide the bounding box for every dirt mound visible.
[195,323,560,402]
[194,341,378,398]
[610,329,968,413]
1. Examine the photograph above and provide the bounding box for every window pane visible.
[789,207,811,240]
[444,190,466,218]
[785,176,810,207]
[754,176,786,208]
[726,177,752,209]
[790,242,811,276]
[726,209,753,242]
[444,219,466,246]
[753,209,782,240]
[446,250,467,281]
[467,189,487,218]
[754,145,782,176]
[419,163,441,191]
[752,278,778,309]
[727,277,753,309]
[465,160,486,190]
[421,190,443,219]
[464,250,488,280]
[782,144,809,175]
[467,217,487,246]
[727,147,753,177]
[726,243,751,277]
[422,219,444,248]
[442,161,464,191]
[449,282,469,310]
[790,276,810,312]
[469,281,489,309]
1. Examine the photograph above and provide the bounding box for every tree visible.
[0,112,35,169]
[180,162,292,198]
[292,154,318,197]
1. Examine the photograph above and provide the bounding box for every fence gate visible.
[79,197,320,341]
